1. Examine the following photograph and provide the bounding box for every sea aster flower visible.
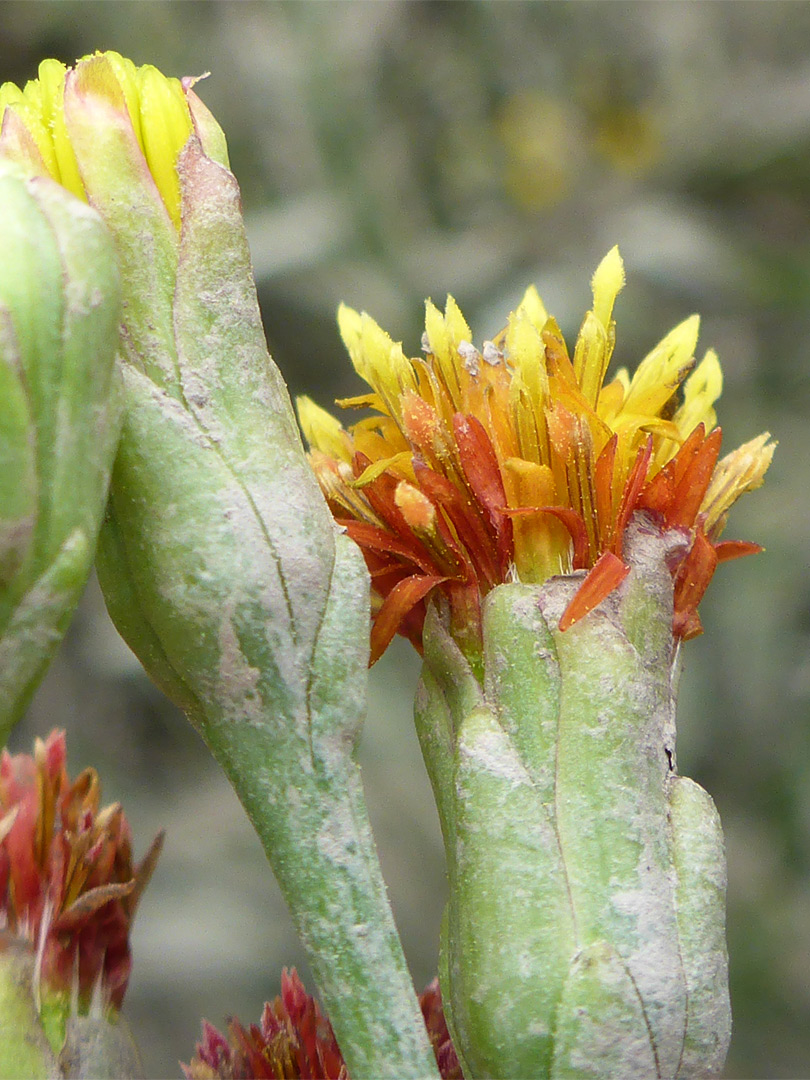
[184,970,462,1080]
[299,248,774,664]
[0,729,162,1009]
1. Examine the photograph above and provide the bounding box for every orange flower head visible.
[0,730,163,1010]
[299,249,774,665]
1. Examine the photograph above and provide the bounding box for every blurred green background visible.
[2,2,808,1077]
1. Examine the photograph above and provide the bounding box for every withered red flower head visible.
[184,970,462,1080]
[184,968,346,1080]
[0,729,162,1009]
[298,249,774,664]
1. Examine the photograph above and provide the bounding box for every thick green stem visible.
[186,536,439,1079]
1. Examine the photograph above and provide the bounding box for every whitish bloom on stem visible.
[2,54,439,1080]
[299,247,774,667]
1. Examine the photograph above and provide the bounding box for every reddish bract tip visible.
[559,551,631,631]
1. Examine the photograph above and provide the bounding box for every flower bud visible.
[2,54,438,1079]
[184,970,462,1080]
[0,159,122,743]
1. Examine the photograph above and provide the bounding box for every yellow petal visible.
[335,392,384,410]
[502,457,556,506]
[424,297,466,409]
[674,348,722,437]
[337,303,363,361]
[296,396,351,462]
[506,307,546,412]
[337,304,416,420]
[136,65,192,228]
[596,374,627,425]
[502,458,569,581]
[591,245,625,331]
[515,284,548,333]
[38,59,84,199]
[572,310,609,409]
[622,314,700,417]
[0,80,25,114]
[98,51,145,154]
[0,78,58,179]
[444,295,472,348]
[350,451,413,488]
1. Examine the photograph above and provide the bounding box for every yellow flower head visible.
[0,52,228,228]
[300,249,774,663]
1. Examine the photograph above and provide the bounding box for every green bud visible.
[416,520,731,1080]
[91,115,437,1080]
[0,161,122,744]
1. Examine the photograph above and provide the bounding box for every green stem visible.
[188,537,439,1080]
[208,727,436,1079]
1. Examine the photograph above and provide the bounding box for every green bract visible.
[416,520,731,1080]
[0,161,122,744]
[0,943,143,1080]
[0,944,58,1079]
